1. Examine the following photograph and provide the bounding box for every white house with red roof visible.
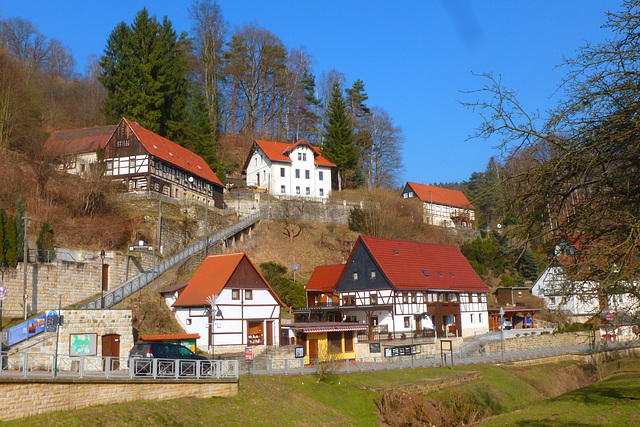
[43,125,118,175]
[243,139,336,199]
[103,118,225,208]
[300,236,489,338]
[401,182,475,230]
[161,252,283,352]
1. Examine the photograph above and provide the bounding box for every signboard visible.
[384,344,420,358]
[7,314,46,346]
[295,346,305,358]
[69,334,97,356]
[369,342,381,353]
[606,311,613,321]
[46,311,59,332]
[128,244,154,253]
[244,346,254,361]
[0,281,6,301]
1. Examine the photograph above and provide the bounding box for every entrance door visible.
[308,339,318,361]
[266,321,273,346]
[102,264,109,292]
[102,334,120,371]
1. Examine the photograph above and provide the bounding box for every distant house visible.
[401,182,475,230]
[43,125,117,175]
[161,252,283,352]
[531,260,639,323]
[243,139,336,199]
[495,287,531,306]
[45,118,225,208]
[298,236,490,338]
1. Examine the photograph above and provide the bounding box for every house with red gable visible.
[43,124,117,175]
[44,118,225,208]
[401,182,475,230]
[299,236,490,338]
[161,252,283,352]
[243,139,336,199]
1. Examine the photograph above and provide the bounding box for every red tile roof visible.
[139,333,201,341]
[43,125,117,156]
[172,252,284,307]
[124,118,223,187]
[406,182,475,210]
[306,264,345,291]
[244,139,336,171]
[358,236,489,292]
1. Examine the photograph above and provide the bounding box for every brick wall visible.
[0,379,238,421]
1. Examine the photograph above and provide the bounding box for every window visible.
[298,153,302,160]
[370,293,377,304]
[106,161,113,171]
[306,187,310,195]
[328,332,342,353]
[411,293,417,303]
[470,314,474,323]
[319,189,324,197]
[370,271,376,279]
[245,290,253,300]
[402,293,408,304]
[352,272,359,281]
[479,313,483,323]
[280,167,285,177]
[303,153,307,161]
[296,186,300,194]
[295,169,300,178]
[404,317,411,328]
[342,296,356,306]
[280,185,286,193]
[305,170,310,179]
[319,171,324,181]
[232,289,239,300]
[129,158,136,168]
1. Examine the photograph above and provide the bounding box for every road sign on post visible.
[46,311,59,332]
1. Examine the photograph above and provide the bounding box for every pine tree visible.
[0,207,6,266]
[345,78,370,122]
[5,216,17,267]
[323,81,358,191]
[99,8,190,142]
[187,88,217,168]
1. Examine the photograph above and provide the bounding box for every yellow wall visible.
[303,332,356,364]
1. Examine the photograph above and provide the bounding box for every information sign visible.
[244,346,254,361]
[295,346,305,358]
[46,311,59,333]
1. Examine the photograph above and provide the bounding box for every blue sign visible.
[7,314,46,346]
[46,311,59,333]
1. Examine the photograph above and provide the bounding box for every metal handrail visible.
[79,210,263,310]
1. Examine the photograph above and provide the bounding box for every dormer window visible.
[352,272,359,281]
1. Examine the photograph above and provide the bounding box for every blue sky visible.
[0,1,619,185]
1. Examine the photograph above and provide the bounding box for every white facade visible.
[164,286,280,352]
[245,143,333,199]
[532,265,639,321]
[334,289,488,338]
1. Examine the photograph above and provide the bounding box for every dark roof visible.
[160,280,190,294]
[43,125,117,156]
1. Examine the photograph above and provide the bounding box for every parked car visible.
[499,320,513,330]
[128,342,209,376]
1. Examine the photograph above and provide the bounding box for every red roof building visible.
[43,125,117,175]
[298,236,490,338]
[162,252,283,351]
[243,138,336,199]
[401,182,475,230]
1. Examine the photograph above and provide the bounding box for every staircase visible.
[79,210,263,310]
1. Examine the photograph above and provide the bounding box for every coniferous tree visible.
[15,197,24,262]
[99,8,190,142]
[5,216,17,267]
[323,81,358,191]
[0,208,6,266]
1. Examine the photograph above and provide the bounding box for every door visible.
[102,334,120,371]
[266,321,273,346]
[102,264,109,292]
[308,339,318,361]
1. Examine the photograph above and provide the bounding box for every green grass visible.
[482,373,640,426]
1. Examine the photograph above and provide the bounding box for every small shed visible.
[284,322,368,365]
[139,333,201,352]
[488,307,541,331]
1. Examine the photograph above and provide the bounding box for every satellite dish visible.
[291,262,299,271]
[188,176,194,183]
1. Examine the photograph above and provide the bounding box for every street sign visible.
[606,311,613,321]
[46,311,59,332]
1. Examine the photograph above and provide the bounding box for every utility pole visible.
[22,215,29,320]
[157,197,162,254]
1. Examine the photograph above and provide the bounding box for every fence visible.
[237,340,640,376]
[0,352,238,380]
[79,210,263,310]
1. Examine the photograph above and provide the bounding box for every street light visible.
[499,307,505,362]
[0,280,6,370]
[100,250,106,309]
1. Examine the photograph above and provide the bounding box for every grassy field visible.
[2,360,640,426]
[482,372,640,426]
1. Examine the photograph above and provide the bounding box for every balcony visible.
[307,301,339,309]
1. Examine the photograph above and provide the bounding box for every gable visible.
[405,182,475,210]
[335,243,394,292]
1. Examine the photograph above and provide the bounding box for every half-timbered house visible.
[104,118,225,208]
[162,252,283,352]
[300,236,490,338]
[401,182,475,230]
[43,125,117,175]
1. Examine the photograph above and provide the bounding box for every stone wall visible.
[0,379,237,421]
[1,250,153,318]
[475,331,591,355]
[7,309,134,360]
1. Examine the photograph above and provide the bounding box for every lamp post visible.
[0,280,6,370]
[499,307,505,362]
[100,250,105,309]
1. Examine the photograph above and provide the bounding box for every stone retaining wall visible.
[477,332,591,355]
[0,379,238,421]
